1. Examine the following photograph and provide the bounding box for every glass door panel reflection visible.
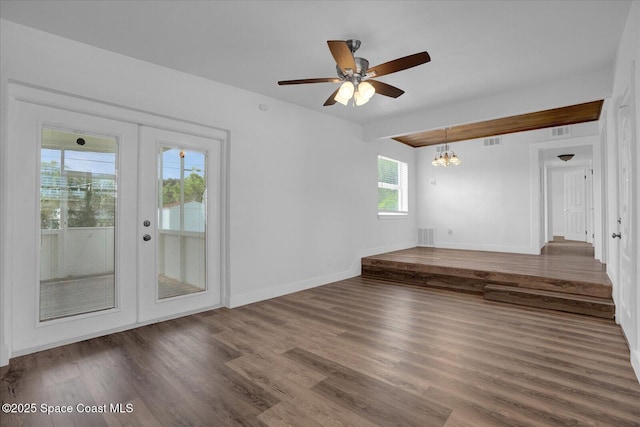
[158,146,206,299]
[40,128,117,321]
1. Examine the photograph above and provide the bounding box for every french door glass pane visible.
[40,128,117,321]
[158,146,206,299]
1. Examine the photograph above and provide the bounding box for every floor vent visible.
[483,136,502,146]
[418,228,436,247]
[551,126,571,138]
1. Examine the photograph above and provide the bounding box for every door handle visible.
[611,232,622,239]
[143,234,152,242]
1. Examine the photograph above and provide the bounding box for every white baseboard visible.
[632,348,640,385]
[358,241,417,258]
[0,343,9,367]
[435,241,540,255]
[228,241,416,308]
[229,269,356,308]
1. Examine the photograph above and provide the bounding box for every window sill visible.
[378,212,408,219]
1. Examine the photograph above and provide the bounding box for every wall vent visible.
[418,228,436,247]
[551,126,571,137]
[483,136,502,146]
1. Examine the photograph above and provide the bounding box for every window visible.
[377,155,408,215]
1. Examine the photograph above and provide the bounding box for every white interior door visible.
[616,95,636,349]
[137,126,221,322]
[564,168,587,241]
[10,101,139,353]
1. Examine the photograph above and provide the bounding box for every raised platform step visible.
[484,284,615,319]
[361,246,614,318]
[361,261,611,299]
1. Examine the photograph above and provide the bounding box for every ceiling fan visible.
[278,39,431,107]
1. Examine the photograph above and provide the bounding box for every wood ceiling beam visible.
[393,100,604,148]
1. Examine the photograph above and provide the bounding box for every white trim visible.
[229,270,356,308]
[10,303,222,360]
[378,212,409,219]
[377,155,409,214]
[435,241,540,255]
[2,81,231,364]
[632,349,640,384]
[9,80,228,140]
[229,241,416,308]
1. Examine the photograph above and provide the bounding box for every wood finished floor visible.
[2,276,639,426]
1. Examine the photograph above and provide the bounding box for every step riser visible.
[362,263,615,319]
[362,260,611,298]
[361,266,485,294]
[484,288,614,319]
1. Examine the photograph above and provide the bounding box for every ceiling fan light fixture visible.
[338,81,354,99]
[334,93,350,105]
[358,81,375,99]
[354,90,370,106]
[279,40,430,107]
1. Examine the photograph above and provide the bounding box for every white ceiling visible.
[542,144,594,166]
[0,0,632,126]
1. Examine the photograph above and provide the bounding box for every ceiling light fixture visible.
[432,128,461,167]
[335,78,376,106]
[558,154,575,162]
[278,39,430,107]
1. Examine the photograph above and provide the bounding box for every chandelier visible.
[432,128,461,167]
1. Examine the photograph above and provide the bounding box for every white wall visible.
[416,135,533,253]
[605,0,640,382]
[416,125,601,255]
[0,20,416,364]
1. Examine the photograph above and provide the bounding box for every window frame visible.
[377,155,408,218]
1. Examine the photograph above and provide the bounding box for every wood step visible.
[483,283,615,319]
[361,258,612,299]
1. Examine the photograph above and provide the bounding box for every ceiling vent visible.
[551,126,571,138]
[483,136,502,147]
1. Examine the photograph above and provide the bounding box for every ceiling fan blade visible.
[367,51,431,78]
[367,80,405,98]
[327,40,357,74]
[278,77,342,85]
[323,88,340,106]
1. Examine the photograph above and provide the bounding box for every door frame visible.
[562,166,589,242]
[1,82,230,362]
[542,159,593,245]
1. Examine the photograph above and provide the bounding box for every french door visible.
[10,100,221,353]
[138,126,221,321]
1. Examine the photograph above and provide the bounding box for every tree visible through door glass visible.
[39,127,117,321]
[158,146,207,299]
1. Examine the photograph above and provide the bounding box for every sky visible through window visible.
[162,148,205,179]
